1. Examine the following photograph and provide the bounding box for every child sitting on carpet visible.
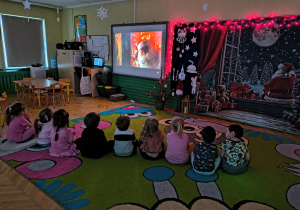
[139,117,164,160]
[165,116,194,164]
[5,102,35,143]
[219,124,250,174]
[75,112,108,158]
[49,109,79,157]
[33,108,53,147]
[191,126,221,175]
[111,115,138,157]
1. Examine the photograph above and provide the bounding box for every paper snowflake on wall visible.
[97,6,108,20]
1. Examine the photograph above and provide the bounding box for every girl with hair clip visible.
[5,102,35,143]
[165,116,194,164]
[139,117,164,160]
[32,108,53,147]
[49,109,79,157]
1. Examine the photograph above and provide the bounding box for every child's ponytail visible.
[34,118,40,134]
[5,103,25,126]
[53,109,69,142]
[171,116,184,138]
[5,107,12,126]
[55,127,60,141]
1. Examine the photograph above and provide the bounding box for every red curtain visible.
[197,25,228,75]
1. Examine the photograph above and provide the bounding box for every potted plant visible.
[147,77,174,110]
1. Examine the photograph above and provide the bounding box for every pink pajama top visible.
[49,127,79,157]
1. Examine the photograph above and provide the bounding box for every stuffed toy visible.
[176,78,184,96]
[217,85,229,103]
[191,76,197,94]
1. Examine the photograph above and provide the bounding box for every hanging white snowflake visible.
[97,6,108,20]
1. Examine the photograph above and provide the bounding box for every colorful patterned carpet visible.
[0,104,300,210]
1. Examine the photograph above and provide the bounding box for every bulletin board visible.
[86,35,109,61]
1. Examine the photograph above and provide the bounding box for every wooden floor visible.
[0,94,299,209]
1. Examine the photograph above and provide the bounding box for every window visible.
[0,14,48,69]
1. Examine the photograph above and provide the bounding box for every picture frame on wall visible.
[74,15,87,43]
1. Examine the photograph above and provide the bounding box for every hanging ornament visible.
[191,36,197,44]
[23,0,31,9]
[56,7,60,22]
[176,29,187,43]
[193,51,198,57]
[186,60,197,73]
[178,65,186,81]
[97,5,108,20]
[176,28,187,58]
[203,3,208,11]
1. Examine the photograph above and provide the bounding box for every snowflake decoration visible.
[97,6,108,20]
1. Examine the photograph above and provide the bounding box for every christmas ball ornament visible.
[176,47,180,51]
[179,54,182,58]
[181,49,184,53]
[146,93,149,96]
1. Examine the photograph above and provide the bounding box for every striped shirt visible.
[114,128,136,156]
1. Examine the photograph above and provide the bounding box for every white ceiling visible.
[9,0,128,9]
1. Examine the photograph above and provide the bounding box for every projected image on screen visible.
[115,33,122,66]
[131,32,162,69]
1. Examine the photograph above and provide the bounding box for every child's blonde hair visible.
[171,116,184,138]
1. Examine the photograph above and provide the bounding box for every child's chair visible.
[0,92,8,126]
[59,78,76,101]
[27,85,48,109]
[48,84,66,108]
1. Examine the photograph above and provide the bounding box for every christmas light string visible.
[174,15,300,32]
[164,15,300,78]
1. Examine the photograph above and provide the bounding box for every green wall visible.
[61,1,134,65]
[0,0,63,69]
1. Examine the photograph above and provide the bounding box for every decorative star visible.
[203,3,208,11]
[193,51,198,57]
[23,0,31,9]
[190,27,197,33]
[191,36,197,44]
[185,45,190,51]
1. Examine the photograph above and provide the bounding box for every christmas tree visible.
[250,65,259,85]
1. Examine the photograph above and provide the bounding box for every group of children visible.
[4,102,250,175]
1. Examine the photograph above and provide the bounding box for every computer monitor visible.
[94,57,104,67]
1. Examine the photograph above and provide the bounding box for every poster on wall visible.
[74,15,87,43]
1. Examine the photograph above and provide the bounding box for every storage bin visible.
[97,85,106,97]
[96,72,112,86]
[104,86,120,98]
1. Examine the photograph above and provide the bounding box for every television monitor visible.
[94,57,104,67]
[112,22,168,79]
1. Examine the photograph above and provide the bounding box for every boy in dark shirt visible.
[75,112,108,158]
